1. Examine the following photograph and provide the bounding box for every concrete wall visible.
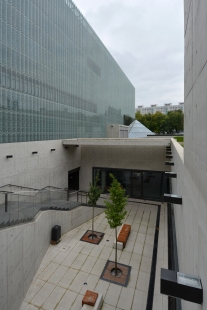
[173,0,207,308]
[0,206,103,310]
[0,140,81,189]
[80,145,169,190]
[172,139,207,307]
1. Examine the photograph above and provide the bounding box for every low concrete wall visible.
[171,138,207,310]
[0,140,81,189]
[0,206,103,310]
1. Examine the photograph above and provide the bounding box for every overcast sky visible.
[74,0,184,108]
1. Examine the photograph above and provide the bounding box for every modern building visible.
[136,102,184,115]
[0,0,135,144]
[1,1,207,310]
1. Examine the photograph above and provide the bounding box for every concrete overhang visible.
[62,138,171,147]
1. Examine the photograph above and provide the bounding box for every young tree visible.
[88,171,102,239]
[104,174,128,276]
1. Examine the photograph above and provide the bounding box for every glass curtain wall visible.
[94,168,166,201]
[0,0,135,143]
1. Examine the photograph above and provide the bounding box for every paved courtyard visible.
[20,201,168,310]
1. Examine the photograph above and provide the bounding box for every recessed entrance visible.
[68,168,80,190]
[93,168,166,201]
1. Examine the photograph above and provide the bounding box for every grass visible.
[174,136,184,142]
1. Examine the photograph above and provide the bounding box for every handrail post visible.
[67,190,69,201]
[5,193,8,212]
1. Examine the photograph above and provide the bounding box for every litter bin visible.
[51,225,61,242]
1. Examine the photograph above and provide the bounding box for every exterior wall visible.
[171,137,207,310]
[0,0,134,143]
[176,0,207,308]
[80,145,169,190]
[0,140,81,189]
[0,206,103,310]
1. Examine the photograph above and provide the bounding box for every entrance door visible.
[68,168,80,190]
[131,171,142,198]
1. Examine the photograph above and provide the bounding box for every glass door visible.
[131,171,142,198]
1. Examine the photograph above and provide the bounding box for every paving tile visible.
[24,305,38,310]
[102,303,116,310]
[48,265,68,285]
[99,246,113,260]
[131,289,147,310]
[133,242,144,255]
[61,251,79,267]
[24,278,45,302]
[119,251,131,265]
[71,253,88,269]
[38,262,59,281]
[129,253,141,270]
[139,225,147,234]
[31,282,55,307]
[81,242,95,255]
[136,233,146,243]
[58,268,78,289]
[104,283,122,307]
[140,256,152,273]
[70,293,84,310]
[116,286,134,309]
[55,290,77,310]
[52,251,70,264]
[95,279,110,297]
[143,244,154,258]
[79,274,99,295]
[152,293,163,310]
[42,286,66,310]
[136,271,150,292]
[69,270,89,293]
[91,258,107,276]
[81,255,97,273]
[128,268,138,289]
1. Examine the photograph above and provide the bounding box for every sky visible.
[73,0,184,108]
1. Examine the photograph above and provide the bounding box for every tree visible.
[104,174,128,276]
[88,171,102,239]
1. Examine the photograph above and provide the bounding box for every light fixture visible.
[6,155,13,158]
[51,149,56,151]
[161,268,203,304]
[166,155,173,158]
[164,194,182,204]
[166,151,172,154]
[32,151,38,154]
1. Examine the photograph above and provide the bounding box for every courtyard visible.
[19,201,168,310]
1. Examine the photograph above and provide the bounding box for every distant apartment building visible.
[136,102,184,115]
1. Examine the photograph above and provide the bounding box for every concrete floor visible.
[19,201,168,310]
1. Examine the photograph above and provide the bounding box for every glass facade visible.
[0,0,135,143]
[94,168,166,201]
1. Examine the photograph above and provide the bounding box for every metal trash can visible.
[51,225,61,242]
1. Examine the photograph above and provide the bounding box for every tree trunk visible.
[115,226,117,276]
[92,205,94,238]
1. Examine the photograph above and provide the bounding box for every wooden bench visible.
[81,290,103,310]
[113,224,131,250]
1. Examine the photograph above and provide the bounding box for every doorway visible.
[68,168,80,190]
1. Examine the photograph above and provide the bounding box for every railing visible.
[0,186,85,229]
